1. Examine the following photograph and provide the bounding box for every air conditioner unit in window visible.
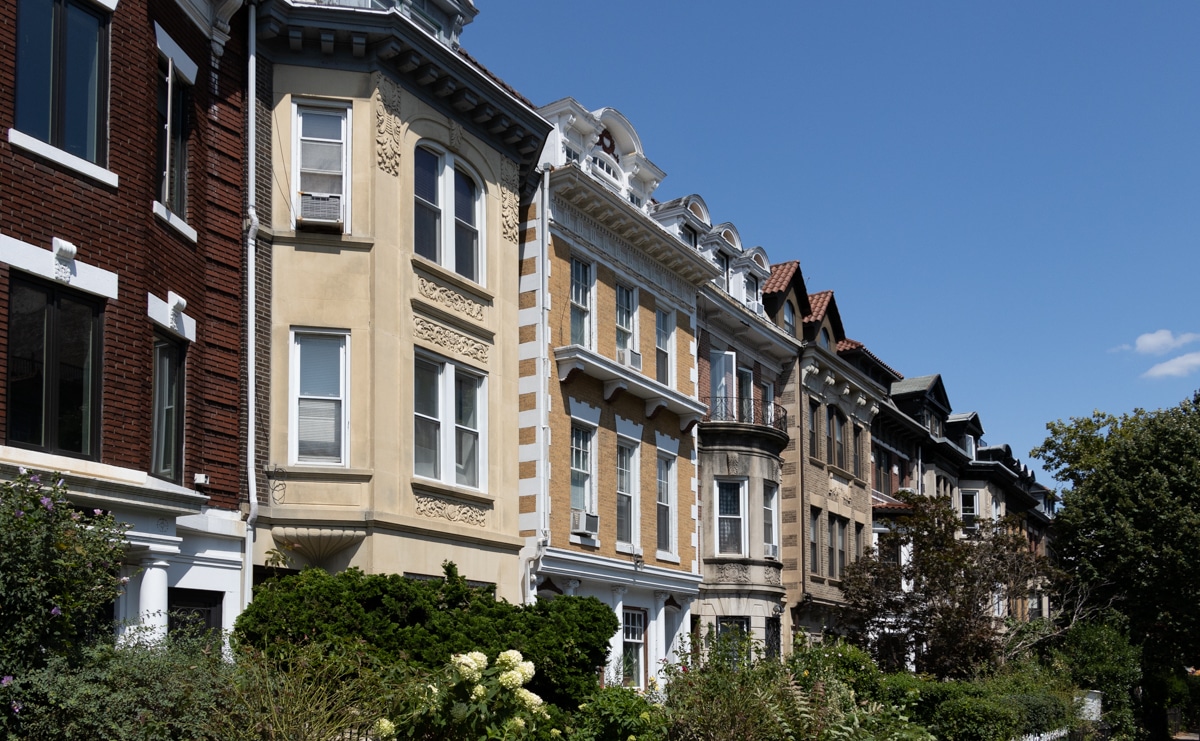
[749,300,764,316]
[616,347,642,371]
[765,543,779,560]
[570,509,599,537]
[298,192,343,229]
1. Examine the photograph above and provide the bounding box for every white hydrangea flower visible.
[467,651,489,671]
[518,660,535,683]
[496,649,524,671]
[498,669,524,689]
[471,684,486,700]
[372,718,397,739]
[515,687,543,710]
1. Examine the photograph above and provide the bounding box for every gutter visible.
[242,0,260,614]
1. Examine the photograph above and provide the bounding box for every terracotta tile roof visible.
[456,46,538,109]
[838,338,904,380]
[763,260,799,295]
[804,290,833,324]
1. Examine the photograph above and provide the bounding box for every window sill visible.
[616,542,640,555]
[411,477,494,506]
[277,464,372,481]
[411,254,494,304]
[656,550,680,564]
[153,201,198,243]
[569,533,600,547]
[7,129,118,188]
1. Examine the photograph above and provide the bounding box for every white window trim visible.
[655,308,674,389]
[292,100,352,233]
[615,282,638,367]
[0,234,119,299]
[152,201,198,243]
[146,291,196,342]
[7,129,118,189]
[763,481,779,556]
[615,438,640,552]
[715,478,748,557]
[153,25,198,237]
[569,423,598,537]
[289,328,350,467]
[413,351,488,490]
[569,255,595,349]
[414,142,486,284]
[655,454,677,559]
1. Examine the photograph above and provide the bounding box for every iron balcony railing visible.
[292,0,400,10]
[702,397,787,432]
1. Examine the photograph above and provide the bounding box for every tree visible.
[842,490,1049,679]
[0,470,131,676]
[1033,392,1200,738]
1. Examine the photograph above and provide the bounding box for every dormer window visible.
[715,253,730,291]
[783,301,796,337]
[590,155,619,181]
[963,435,976,459]
[744,275,759,308]
[564,145,581,163]
[680,225,698,248]
[818,328,831,349]
[628,191,643,207]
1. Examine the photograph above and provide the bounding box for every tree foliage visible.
[1033,392,1200,737]
[841,490,1050,679]
[0,470,131,676]
[234,563,618,708]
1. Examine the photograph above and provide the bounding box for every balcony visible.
[291,0,397,9]
[554,345,706,431]
[702,397,787,432]
[698,396,789,453]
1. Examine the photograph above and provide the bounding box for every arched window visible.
[818,328,831,349]
[783,301,796,337]
[414,144,483,283]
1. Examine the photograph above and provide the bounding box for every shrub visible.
[234,563,618,708]
[790,638,883,702]
[564,685,665,741]
[930,695,1021,741]
[1004,693,1070,735]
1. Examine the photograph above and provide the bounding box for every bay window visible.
[415,145,482,282]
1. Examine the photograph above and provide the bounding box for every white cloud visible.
[1143,352,1200,379]
[1133,329,1200,356]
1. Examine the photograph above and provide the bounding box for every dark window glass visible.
[16,0,108,165]
[7,278,101,457]
[453,170,478,281]
[156,57,190,215]
[151,337,185,481]
[414,147,440,261]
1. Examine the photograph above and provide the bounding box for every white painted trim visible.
[290,328,351,467]
[153,201,199,243]
[0,233,119,299]
[413,349,488,490]
[293,101,352,234]
[87,0,119,10]
[147,291,197,342]
[154,23,199,84]
[7,129,118,188]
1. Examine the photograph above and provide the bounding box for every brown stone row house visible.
[0,0,1053,664]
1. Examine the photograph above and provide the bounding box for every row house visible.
[519,98,716,688]
[249,0,551,600]
[686,205,798,656]
[0,0,249,634]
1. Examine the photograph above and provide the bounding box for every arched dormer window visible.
[414,144,484,284]
[818,328,831,349]
[783,301,796,337]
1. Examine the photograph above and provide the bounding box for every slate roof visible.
[890,374,940,397]
[838,338,904,380]
[763,260,799,295]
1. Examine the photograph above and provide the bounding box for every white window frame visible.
[151,335,186,483]
[413,352,487,490]
[570,424,596,515]
[615,439,639,548]
[715,252,730,291]
[153,23,197,238]
[737,366,754,424]
[289,328,350,466]
[293,101,351,233]
[961,489,979,530]
[656,455,676,557]
[569,256,594,349]
[413,142,485,283]
[763,482,779,559]
[622,608,646,690]
[810,507,822,575]
[715,479,747,556]
[655,309,673,387]
[744,273,759,307]
[615,283,637,367]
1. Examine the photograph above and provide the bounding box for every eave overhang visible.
[257,0,552,196]
[538,546,703,593]
[698,287,800,365]
[554,345,706,432]
[549,165,721,286]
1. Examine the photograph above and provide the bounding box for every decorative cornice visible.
[417,276,484,320]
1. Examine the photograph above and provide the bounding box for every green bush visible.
[567,685,665,741]
[790,639,883,702]
[931,695,1021,741]
[1004,693,1070,735]
[234,563,618,708]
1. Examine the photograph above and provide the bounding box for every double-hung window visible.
[569,258,592,347]
[155,25,197,220]
[15,0,109,166]
[656,456,674,553]
[783,301,796,337]
[655,310,672,386]
[961,490,979,531]
[151,336,185,482]
[827,407,845,468]
[715,253,730,291]
[414,356,484,488]
[292,330,349,465]
[622,609,646,689]
[852,426,863,478]
[616,442,636,545]
[7,277,102,458]
[744,274,759,310]
[570,426,594,514]
[296,105,350,231]
[809,508,821,575]
[414,146,482,282]
[615,284,636,367]
[763,482,779,559]
[808,400,820,459]
[716,481,744,555]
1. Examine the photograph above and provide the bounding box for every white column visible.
[609,585,626,684]
[653,590,669,685]
[139,557,170,640]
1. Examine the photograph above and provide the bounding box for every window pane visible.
[299,171,342,195]
[454,222,477,282]
[414,201,440,262]
[152,340,182,480]
[55,293,96,455]
[300,141,344,174]
[63,2,103,162]
[570,306,586,346]
[719,519,741,554]
[298,398,340,461]
[7,282,49,447]
[414,148,439,205]
[455,372,478,428]
[454,170,475,225]
[617,492,632,543]
[15,0,54,143]
[298,336,342,397]
[455,427,477,487]
[301,110,343,140]
[718,484,740,516]
[414,360,439,418]
[414,416,439,478]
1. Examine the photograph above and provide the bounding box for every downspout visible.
[524,163,552,605]
[242,0,260,613]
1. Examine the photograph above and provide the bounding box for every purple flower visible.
[93,508,104,516]
[50,606,61,617]
[14,510,23,519]
[1,676,11,687]
[29,474,40,485]
[40,496,53,510]
[10,701,21,714]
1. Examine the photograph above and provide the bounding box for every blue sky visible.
[464,2,1200,487]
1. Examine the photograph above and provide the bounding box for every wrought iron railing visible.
[291,0,399,10]
[701,397,787,432]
